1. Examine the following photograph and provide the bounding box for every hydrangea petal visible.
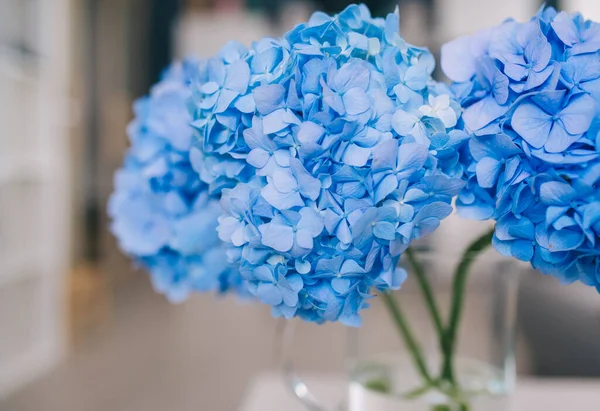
[549,229,585,252]
[254,84,286,115]
[512,102,552,148]
[441,36,477,82]
[256,282,283,306]
[259,223,294,252]
[475,157,502,188]
[343,88,371,116]
[545,122,580,153]
[463,96,509,132]
[559,94,595,135]
[540,181,577,205]
[262,183,303,210]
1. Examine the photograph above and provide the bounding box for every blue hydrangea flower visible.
[108,59,247,302]
[443,7,600,290]
[209,5,466,325]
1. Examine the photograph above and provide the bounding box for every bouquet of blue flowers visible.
[110,4,600,411]
[443,7,600,289]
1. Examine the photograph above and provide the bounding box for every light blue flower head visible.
[442,7,600,289]
[212,5,466,325]
[108,59,247,302]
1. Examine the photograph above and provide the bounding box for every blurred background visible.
[1,0,600,410]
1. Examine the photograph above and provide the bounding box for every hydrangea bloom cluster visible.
[193,5,467,325]
[442,7,600,288]
[109,60,246,302]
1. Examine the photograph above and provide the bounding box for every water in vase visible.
[349,354,511,411]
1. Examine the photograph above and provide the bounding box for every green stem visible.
[381,292,434,386]
[405,247,447,360]
[442,228,494,383]
[404,383,435,399]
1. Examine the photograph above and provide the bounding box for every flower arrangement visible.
[109,4,600,411]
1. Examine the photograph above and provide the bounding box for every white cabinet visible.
[0,0,71,398]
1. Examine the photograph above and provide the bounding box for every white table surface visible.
[239,373,600,411]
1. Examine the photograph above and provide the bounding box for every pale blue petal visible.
[396,143,429,179]
[217,216,243,242]
[559,94,595,135]
[247,148,270,168]
[256,283,283,306]
[551,11,580,47]
[457,202,495,220]
[343,88,370,116]
[391,110,418,136]
[291,158,321,200]
[336,220,352,244]
[343,144,371,167]
[416,202,453,221]
[540,181,577,205]
[441,36,478,82]
[512,102,552,148]
[253,84,286,115]
[332,278,352,294]
[374,174,398,203]
[463,96,509,132]
[224,59,250,93]
[234,93,255,113]
[297,121,326,145]
[261,183,303,210]
[253,265,275,282]
[295,260,311,274]
[546,206,570,226]
[298,207,325,237]
[510,240,534,262]
[372,139,398,171]
[507,217,535,240]
[476,157,502,188]
[373,221,396,241]
[271,169,296,194]
[404,188,428,202]
[259,223,294,252]
[415,217,441,237]
[280,276,302,306]
[549,229,585,251]
[583,202,600,229]
[295,229,314,249]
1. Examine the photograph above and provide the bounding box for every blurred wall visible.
[0,0,74,398]
[565,0,600,19]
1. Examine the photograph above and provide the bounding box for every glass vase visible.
[282,229,523,411]
[347,247,520,411]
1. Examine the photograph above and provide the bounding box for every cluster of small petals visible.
[109,60,246,302]
[213,5,466,325]
[443,7,600,288]
[189,39,293,195]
